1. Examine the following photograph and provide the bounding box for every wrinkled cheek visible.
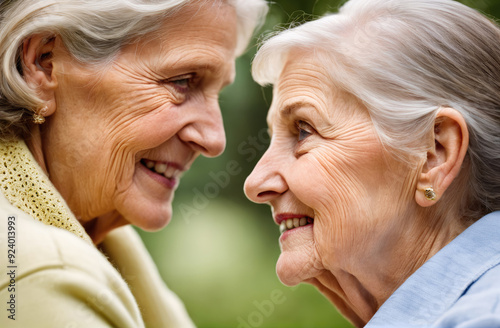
[314,201,379,273]
[291,179,365,271]
[111,159,137,194]
[102,99,180,151]
[107,146,140,192]
[288,160,341,207]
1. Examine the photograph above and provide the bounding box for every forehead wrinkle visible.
[128,2,236,75]
[154,2,238,52]
[279,60,332,87]
[266,53,341,134]
[276,67,330,106]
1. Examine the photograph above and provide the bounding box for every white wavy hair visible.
[253,0,500,220]
[0,0,268,139]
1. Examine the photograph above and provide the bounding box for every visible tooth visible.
[280,221,286,234]
[155,163,167,174]
[300,217,307,226]
[293,218,300,228]
[146,160,155,169]
[286,219,293,230]
[164,165,176,178]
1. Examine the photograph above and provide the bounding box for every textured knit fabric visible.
[366,211,500,328]
[0,139,195,327]
[0,139,91,242]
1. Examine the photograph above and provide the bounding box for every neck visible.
[310,206,469,327]
[82,212,129,245]
[25,127,127,245]
[25,125,49,174]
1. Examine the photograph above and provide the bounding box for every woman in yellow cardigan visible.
[0,0,267,327]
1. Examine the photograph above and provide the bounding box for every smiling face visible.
[245,52,420,286]
[41,2,238,231]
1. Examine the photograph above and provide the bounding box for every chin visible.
[122,201,173,232]
[137,215,172,232]
[276,255,307,287]
[276,249,324,287]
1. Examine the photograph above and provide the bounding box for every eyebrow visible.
[160,54,233,80]
[280,100,327,120]
[279,102,302,117]
[267,100,323,135]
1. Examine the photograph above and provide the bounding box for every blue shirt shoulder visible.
[433,265,500,327]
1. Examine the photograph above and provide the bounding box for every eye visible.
[296,120,313,141]
[164,74,195,93]
[173,78,189,89]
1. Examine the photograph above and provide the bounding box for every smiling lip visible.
[275,213,315,235]
[139,159,186,189]
[275,213,312,225]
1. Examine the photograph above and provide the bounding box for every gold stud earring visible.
[33,106,48,124]
[424,187,437,201]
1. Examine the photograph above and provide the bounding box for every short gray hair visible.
[253,0,500,220]
[0,0,267,140]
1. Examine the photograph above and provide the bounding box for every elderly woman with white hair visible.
[245,0,500,327]
[0,0,267,327]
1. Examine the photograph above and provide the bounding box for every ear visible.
[22,34,58,117]
[415,107,469,207]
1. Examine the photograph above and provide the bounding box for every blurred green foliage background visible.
[136,1,500,327]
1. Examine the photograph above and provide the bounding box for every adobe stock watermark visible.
[237,286,299,328]
[178,128,270,223]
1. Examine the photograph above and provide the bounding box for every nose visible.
[244,142,288,204]
[178,96,226,157]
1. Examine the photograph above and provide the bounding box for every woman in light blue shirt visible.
[245,0,500,327]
